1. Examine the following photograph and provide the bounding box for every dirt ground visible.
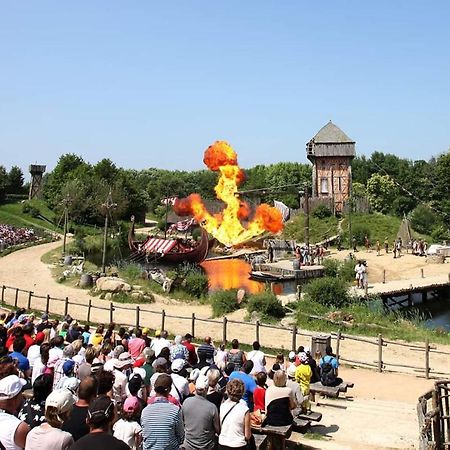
[1,241,449,448]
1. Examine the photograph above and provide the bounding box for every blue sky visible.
[1,1,449,179]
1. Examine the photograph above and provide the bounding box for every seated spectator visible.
[214,343,227,370]
[218,378,252,450]
[305,347,320,383]
[247,341,266,374]
[206,368,223,411]
[128,328,146,360]
[169,335,189,362]
[170,359,189,404]
[295,352,312,413]
[286,364,304,408]
[228,339,246,371]
[19,374,53,429]
[229,361,256,409]
[319,345,342,387]
[151,330,171,358]
[95,369,115,397]
[24,389,74,450]
[113,397,143,450]
[27,332,45,371]
[197,336,215,365]
[31,343,50,385]
[10,336,31,379]
[70,396,129,450]
[182,333,198,366]
[113,352,133,405]
[89,325,104,346]
[265,370,295,426]
[253,372,267,412]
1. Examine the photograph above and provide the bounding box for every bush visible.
[303,276,351,308]
[184,272,209,298]
[312,204,332,219]
[322,258,340,278]
[120,263,143,283]
[21,201,40,218]
[409,205,439,235]
[338,259,356,283]
[431,225,450,243]
[210,290,239,317]
[352,224,371,245]
[247,292,285,321]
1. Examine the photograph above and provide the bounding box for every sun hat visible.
[195,375,209,390]
[114,352,133,369]
[171,359,185,373]
[45,389,74,413]
[123,396,140,413]
[0,375,26,399]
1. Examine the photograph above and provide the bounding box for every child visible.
[295,352,312,413]
[214,343,228,370]
[275,353,285,371]
[253,372,267,412]
[113,396,142,450]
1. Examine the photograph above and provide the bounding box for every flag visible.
[274,200,290,222]
[168,217,197,233]
[161,196,177,205]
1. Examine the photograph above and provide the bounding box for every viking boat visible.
[128,218,210,264]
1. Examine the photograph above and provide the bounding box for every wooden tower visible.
[28,164,46,200]
[306,121,355,214]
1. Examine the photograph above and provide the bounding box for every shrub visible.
[184,272,209,298]
[303,276,351,308]
[409,205,439,235]
[322,258,340,278]
[247,292,285,321]
[338,259,356,283]
[312,204,332,219]
[120,263,143,283]
[210,290,239,317]
[431,225,450,243]
[352,224,371,246]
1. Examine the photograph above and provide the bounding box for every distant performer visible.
[267,243,274,263]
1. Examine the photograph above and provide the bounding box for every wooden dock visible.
[255,260,325,280]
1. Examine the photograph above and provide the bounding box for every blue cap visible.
[62,360,75,375]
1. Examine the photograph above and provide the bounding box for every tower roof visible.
[312,121,354,144]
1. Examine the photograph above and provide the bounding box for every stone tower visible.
[306,121,355,214]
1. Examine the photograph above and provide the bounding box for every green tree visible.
[366,173,398,213]
[6,166,24,194]
[0,166,7,202]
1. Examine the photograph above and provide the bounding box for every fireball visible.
[174,141,283,246]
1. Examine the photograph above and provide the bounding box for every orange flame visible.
[174,141,284,246]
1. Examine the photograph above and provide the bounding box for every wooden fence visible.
[1,284,450,378]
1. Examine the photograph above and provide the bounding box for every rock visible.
[250,311,260,323]
[131,292,143,300]
[63,255,73,266]
[132,285,142,290]
[96,277,131,292]
[143,295,154,303]
[426,255,445,264]
[105,293,112,300]
[236,289,246,304]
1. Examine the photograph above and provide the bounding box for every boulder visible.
[96,277,132,292]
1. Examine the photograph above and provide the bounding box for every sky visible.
[1,1,449,180]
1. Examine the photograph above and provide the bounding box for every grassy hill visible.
[0,200,61,233]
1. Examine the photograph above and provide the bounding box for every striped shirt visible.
[141,396,184,450]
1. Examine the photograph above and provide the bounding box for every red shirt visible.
[183,341,198,366]
[23,334,34,352]
[253,386,266,412]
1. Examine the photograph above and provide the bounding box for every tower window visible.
[320,177,328,194]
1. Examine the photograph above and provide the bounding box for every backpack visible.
[320,357,336,386]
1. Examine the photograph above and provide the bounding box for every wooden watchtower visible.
[28,164,46,200]
[306,121,355,214]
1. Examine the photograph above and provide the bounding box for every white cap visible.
[45,389,75,413]
[288,351,296,360]
[171,359,185,373]
[0,375,26,400]
[195,375,209,390]
[132,367,147,381]
[189,368,200,381]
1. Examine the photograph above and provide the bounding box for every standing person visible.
[112,352,133,406]
[267,243,274,263]
[24,389,74,450]
[169,359,189,404]
[228,339,246,372]
[151,330,171,358]
[141,374,184,450]
[295,352,312,414]
[0,375,29,450]
[182,375,220,450]
[393,240,397,258]
[197,337,216,365]
[247,341,266,375]
[218,378,252,450]
[286,365,304,408]
[354,261,366,289]
[214,344,228,370]
[384,237,389,254]
[182,333,198,366]
[169,335,189,362]
[113,397,142,450]
[376,240,381,256]
[62,376,98,441]
[352,237,357,252]
[69,396,129,450]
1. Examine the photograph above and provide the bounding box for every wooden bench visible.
[252,424,292,450]
[292,417,312,432]
[296,410,322,422]
[310,381,354,399]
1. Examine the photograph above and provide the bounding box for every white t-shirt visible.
[24,424,73,450]
[218,399,249,448]
[113,418,142,450]
[48,347,63,361]
[32,358,46,385]
[248,350,266,374]
[27,344,41,368]
[151,338,171,357]
[0,411,22,450]
[170,373,189,403]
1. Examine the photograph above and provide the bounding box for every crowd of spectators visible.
[0,308,341,450]
[0,224,36,249]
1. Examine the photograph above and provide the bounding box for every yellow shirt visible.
[295,364,312,394]
[90,333,104,346]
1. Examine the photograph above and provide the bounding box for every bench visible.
[293,417,312,432]
[310,381,354,399]
[252,424,292,450]
[296,411,322,422]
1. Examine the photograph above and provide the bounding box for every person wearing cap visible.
[141,327,151,347]
[18,374,53,429]
[141,374,184,450]
[169,359,189,404]
[0,374,30,450]
[112,352,133,405]
[55,359,76,389]
[24,389,74,450]
[128,328,146,360]
[182,333,198,366]
[70,395,129,450]
[169,335,189,362]
[295,352,312,413]
[113,397,142,450]
[286,364,304,408]
[62,376,98,441]
[9,337,31,379]
[182,375,220,450]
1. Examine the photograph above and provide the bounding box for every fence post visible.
[425,338,430,380]
[191,313,195,338]
[421,268,424,278]
[27,291,33,310]
[382,270,386,284]
[336,330,341,362]
[1,285,5,304]
[64,297,69,317]
[291,325,297,352]
[46,295,50,314]
[377,334,383,372]
[222,317,227,344]
[87,299,92,323]
[14,288,19,308]
[109,302,114,323]
[161,310,166,331]
[135,305,140,329]
[255,320,260,343]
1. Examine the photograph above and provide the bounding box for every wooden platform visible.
[255,260,325,280]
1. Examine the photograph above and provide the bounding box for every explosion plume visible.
[174,141,283,246]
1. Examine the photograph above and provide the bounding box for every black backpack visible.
[320,358,336,386]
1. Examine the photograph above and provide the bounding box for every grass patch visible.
[303,431,326,441]
[283,213,338,243]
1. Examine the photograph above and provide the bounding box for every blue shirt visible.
[229,371,257,407]
[319,355,338,369]
[10,351,30,372]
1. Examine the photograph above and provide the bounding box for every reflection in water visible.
[201,259,264,294]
